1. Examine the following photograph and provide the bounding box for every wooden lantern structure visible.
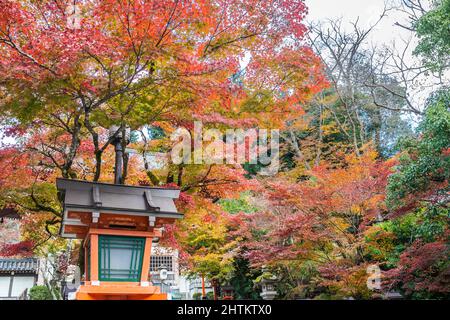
[57,178,182,300]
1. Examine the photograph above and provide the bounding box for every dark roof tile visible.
[0,258,38,273]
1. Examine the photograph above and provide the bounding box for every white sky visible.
[305,0,415,48]
[305,0,445,122]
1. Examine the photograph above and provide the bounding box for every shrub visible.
[29,285,53,300]
[192,292,202,300]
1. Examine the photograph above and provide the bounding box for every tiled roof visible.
[0,258,38,273]
[57,178,182,214]
[0,207,20,220]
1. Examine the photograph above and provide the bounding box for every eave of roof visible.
[63,204,183,218]
[57,178,183,239]
[56,178,180,191]
[57,177,182,215]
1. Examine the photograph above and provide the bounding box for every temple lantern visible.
[57,178,182,300]
[56,126,182,300]
[257,267,278,300]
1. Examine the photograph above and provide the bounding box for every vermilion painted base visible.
[76,282,167,300]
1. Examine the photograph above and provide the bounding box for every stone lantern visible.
[221,284,234,300]
[258,267,278,300]
[158,263,169,294]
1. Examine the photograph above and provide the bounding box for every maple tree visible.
[384,239,450,299]
[231,147,394,298]
[0,0,323,250]
[0,0,324,178]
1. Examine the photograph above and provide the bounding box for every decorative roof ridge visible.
[56,178,180,191]
[0,257,39,273]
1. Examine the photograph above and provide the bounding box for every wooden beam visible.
[87,228,158,238]
[140,237,153,283]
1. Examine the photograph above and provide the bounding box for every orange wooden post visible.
[84,242,88,281]
[90,234,99,283]
[140,237,153,284]
[201,274,206,299]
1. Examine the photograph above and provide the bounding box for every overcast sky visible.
[305,0,444,122]
[305,0,415,45]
